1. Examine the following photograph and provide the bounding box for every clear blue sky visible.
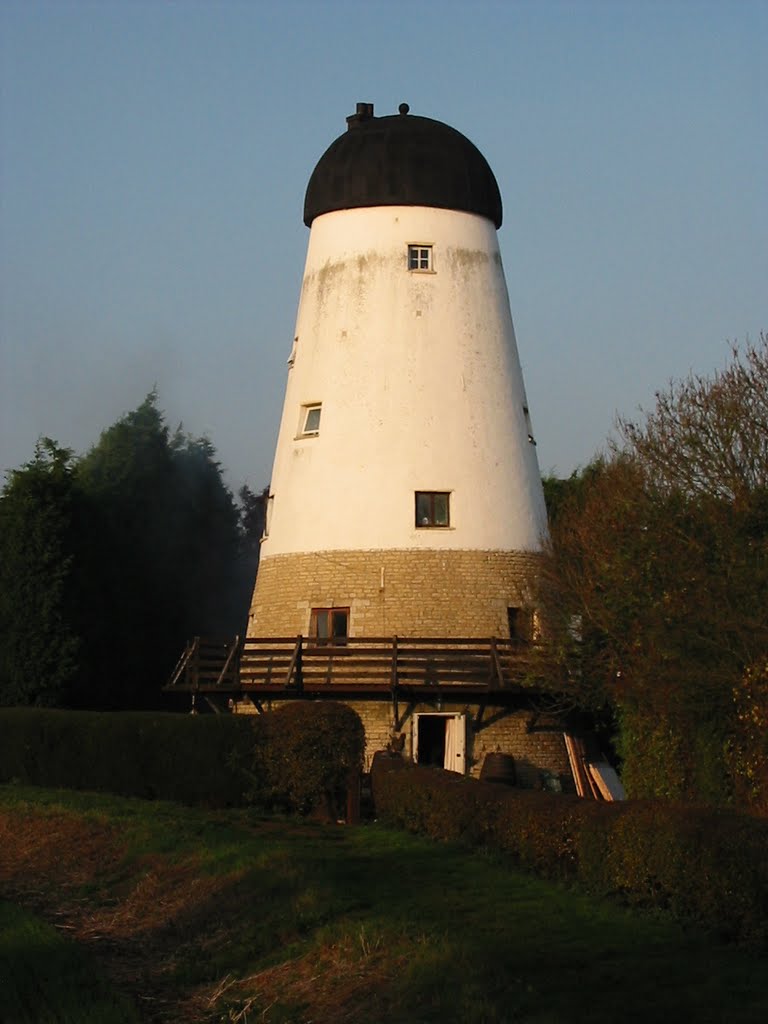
[1,0,766,492]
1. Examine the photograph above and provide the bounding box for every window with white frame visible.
[407,244,433,272]
[299,403,321,436]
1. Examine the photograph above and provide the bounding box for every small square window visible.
[300,404,321,436]
[408,244,433,272]
[415,491,450,528]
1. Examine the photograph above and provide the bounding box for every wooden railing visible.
[166,636,530,693]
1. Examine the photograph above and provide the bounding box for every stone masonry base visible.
[248,548,542,637]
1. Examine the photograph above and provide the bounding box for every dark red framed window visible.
[310,607,349,645]
[415,491,450,528]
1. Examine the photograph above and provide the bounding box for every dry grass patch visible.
[0,808,125,886]
[191,931,411,1024]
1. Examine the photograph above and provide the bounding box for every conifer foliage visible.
[0,394,261,710]
[0,440,82,706]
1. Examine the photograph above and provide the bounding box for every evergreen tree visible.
[75,393,243,708]
[0,440,82,705]
[0,393,260,710]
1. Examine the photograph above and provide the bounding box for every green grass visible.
[0,900,140,1024]
[1,784,767,1023]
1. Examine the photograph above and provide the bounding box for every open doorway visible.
[413,713,466,774]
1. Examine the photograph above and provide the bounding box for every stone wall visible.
[234,694,571,791]
[248,548,542,637]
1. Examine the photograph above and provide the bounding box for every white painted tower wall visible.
[260,204,548,560]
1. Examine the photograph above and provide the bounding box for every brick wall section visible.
[234,695,572,791]
[248,549,542,637]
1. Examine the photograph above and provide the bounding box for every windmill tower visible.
[248,102,547,644]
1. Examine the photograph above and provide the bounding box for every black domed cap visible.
[304,103,502,228]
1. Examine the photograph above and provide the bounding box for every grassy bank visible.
[0,900,140,1024]
[1,784,766,1023]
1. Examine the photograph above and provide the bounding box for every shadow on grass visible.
[2,787,768,1024]
[0,900,140,1024]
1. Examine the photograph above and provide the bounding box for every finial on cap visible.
[398,102,410,115]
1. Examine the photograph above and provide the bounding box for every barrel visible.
[480,752,517,786]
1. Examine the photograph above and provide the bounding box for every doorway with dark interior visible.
[416,714,446,766]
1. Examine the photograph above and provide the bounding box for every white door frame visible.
[412,712,467,774]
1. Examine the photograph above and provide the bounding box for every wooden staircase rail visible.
[284,635,304,691]
[214,635,240,687]
[166,636,199,689]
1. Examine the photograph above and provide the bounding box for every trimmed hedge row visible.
[371,756,768,944]
[0,708,255,806]
[0,703,364,814]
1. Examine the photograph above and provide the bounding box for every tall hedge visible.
[0,708,255,806]
[0,703,365,816]
[372,757,768,945]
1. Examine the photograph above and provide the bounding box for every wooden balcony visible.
[165,635,533,701]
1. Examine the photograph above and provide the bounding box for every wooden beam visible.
[214,635,241,687]
[284,635,303,691]
[390,635,399,728]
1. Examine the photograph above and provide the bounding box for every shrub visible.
[371,757,768,944]
[727,660,768,815]
[616,704,732,806]
[247,702,365,817]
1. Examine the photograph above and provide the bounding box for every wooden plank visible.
[395,637,499,644]
[301,657,392,666]
[400,647,511,655]
[243,636,309,645]
[240,648,300,659]
[563,734,591,798]
[239,672,293,680]
[301,656,390,664]
[241,669,294,676]
[396,663,489,672]
[587,762,626,801]
[236,680,504,693]
[301,667,392,678]
[238,682,396,695]
[240,659,294,668]
[239,664,293,673]
[396,670,490,682]
[394,663,491,674]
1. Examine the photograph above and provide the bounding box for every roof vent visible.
[346,102,374,130]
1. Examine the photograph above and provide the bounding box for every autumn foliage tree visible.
[541,335,768,809]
